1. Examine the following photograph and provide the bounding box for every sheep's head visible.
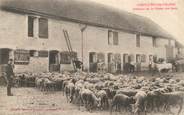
[129,96,136,104]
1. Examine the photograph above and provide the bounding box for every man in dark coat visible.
[4,59,14,96]
[73,58,83,71]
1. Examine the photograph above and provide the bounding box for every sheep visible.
[35,77,44,91]
[103,88,116,101]
[84,81,95,91]
[94,81,105,90]
[146,90,162,113]
[20,71,184,114]
[96,89,109,110]
[133,91,147,115]
[110,93,134,114]
[43,78,56,91]
[116,89,137,97]
[62,79,71,94]
[154,63,173,75]
[64,82,75,103]
[73,81,84,104]
[79,88,100,112]
[52,76,64,91]
[157,91,184,115]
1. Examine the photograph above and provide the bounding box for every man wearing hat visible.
[4,59,14,96]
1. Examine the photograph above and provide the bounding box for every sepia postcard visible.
[0,0,184,115]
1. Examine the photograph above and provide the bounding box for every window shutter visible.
[136,34,140,47]
[39,18,48,38]
[28,16,34,37]
[113,32,119,45]
[108,31,113,45]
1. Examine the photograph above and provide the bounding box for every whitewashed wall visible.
[0,10,173,72]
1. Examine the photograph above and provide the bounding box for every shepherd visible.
[73,58,83,72]
[4,59,15,96]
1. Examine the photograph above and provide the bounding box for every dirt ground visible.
[0,72,184,115]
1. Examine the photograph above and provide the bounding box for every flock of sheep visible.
[14,71,184,115]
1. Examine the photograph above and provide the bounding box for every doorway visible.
[108,53,116,73]
[0,48,12,64]
[166,45,174,61]
[89,52,97,72]
[49,50,60,72]
[136,54,141,72]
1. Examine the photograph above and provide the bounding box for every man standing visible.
[73,58,83,72]
[4,59,14,96]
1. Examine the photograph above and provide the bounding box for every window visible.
[28,16,35,37]
[60,51,77,64]
[136,54,146,63]
[136,54,141,63]
[28,16,49,38]
[38,50,48,57]
[123,54,129,63]
[141,54,146,62]
[30,50,38,57]
[114,53,121,63]
[39,18,48,38]
[14,49,30,65]
[97,53,105,62]
[108,30,119,45]
[153,55,157,63]
[136,34,140,47]
[89,52,97,63]
[152,37,157,47]
[49,51,59,64]
[129,54,134,62]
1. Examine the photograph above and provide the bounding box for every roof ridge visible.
[0,0,173,39]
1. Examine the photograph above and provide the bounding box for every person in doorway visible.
[97,59,105,73]
[73,58,83,71]
[4,59,15,96]
[130,61,135,73]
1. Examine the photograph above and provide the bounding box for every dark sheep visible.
[110,93,134,114]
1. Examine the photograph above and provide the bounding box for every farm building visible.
[0,0,182,73]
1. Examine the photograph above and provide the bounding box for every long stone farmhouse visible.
[0,0,182,73]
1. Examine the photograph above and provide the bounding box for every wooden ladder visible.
[63,29,76,71]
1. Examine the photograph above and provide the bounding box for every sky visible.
[90,0,184,45]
